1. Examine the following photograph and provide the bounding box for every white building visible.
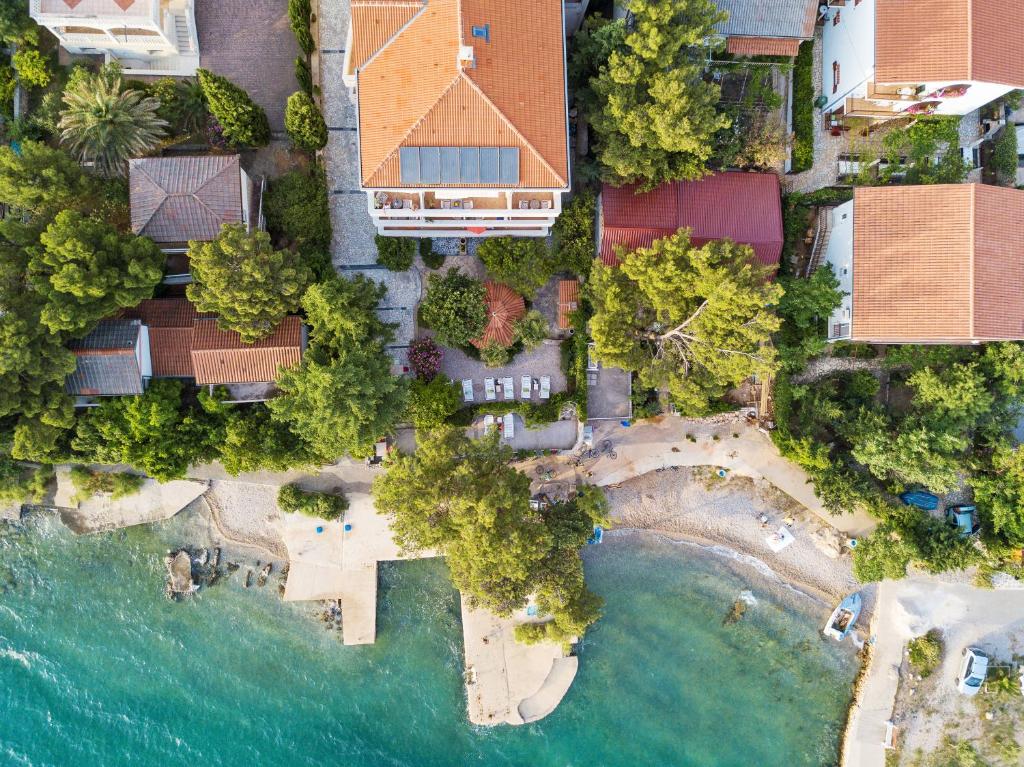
[343,0,570,238]
[822,0,1023,126]
[30,0,199,76]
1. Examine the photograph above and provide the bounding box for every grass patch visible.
[907,630,943,677]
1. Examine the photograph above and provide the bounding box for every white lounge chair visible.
[520,375,531,399]
[483,414,495,434]
[503,413,515,439]
[539,375,550,400]
[464,199,474,210]
[502,377,514,400]
[485,377,497,401]
[462,378,474,402]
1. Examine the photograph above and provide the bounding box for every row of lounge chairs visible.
[461,375,550,403]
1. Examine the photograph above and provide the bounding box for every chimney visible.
[458,44,475,69]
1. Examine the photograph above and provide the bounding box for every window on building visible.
[832,61,840,93]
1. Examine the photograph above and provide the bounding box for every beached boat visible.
[824,592,862,641]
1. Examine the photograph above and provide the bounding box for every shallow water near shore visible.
[1,513,857,766]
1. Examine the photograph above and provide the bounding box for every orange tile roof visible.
[472,281,525,348]
[353,0,568,189]
[190,316,305,385]
[557,279,579,330]
[346,1,422,77]
[875,0,1024,87]
[851,185,1024,343]
[726,36,801,58]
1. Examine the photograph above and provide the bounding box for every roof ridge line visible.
[969,182,976,339]
[460,74,567,187]
[358,0,429,74]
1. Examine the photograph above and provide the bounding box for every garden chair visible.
[521,375,531,399]
[462,379,474,402]
[539,375,550,399]
[502,377,514,400]
[485,377,497,401]
[503,413,515,440]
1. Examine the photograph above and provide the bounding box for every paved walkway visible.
[318,0,420,369]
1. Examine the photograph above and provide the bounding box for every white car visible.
[957,647,989,696]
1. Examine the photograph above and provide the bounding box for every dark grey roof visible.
[714,0,817,40]
[128,155,243,243]
[66,320,144,397]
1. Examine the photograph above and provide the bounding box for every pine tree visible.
[284,91,327,152]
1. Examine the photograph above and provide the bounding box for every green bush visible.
[277,482,348,520]
[420,268,487,347]
[479,340,511,368]
[375,235,416,271]
[288,0,315,55]
[478,237,554,299]
[991,125,1018,186]
[263,167,332,279]
[295,56,312,95]
[420,237,444,269]
[196,68,270,148]
[12,47,50,88]
[908,630,943,677]
[69,467,144,503]
[150,77,207,137]
[552,190,597,276]
[406,375,461,428]
[791,40,814,173]
[285,91,327,152]
[0,458,52,505]
[513,309,548,351]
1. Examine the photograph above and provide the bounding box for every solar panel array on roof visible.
[399,146,519,184]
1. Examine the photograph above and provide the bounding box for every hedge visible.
[375,235,416,271]
[791,41,814,173]
[277,483,348,520]
[284,91,327,151]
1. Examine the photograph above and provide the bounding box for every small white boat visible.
[824,592,862,641]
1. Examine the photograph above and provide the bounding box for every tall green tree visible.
[284,91,327,152]
[28,210,163,336]
[574,0,730,188]
[196,69,270,148]
[187,224,312,342]
[0,2,38,45]
[59,65,167,177]
[219,406,316,475]
[0,141,99,218]
[971,443,1024,546]
[71,380,227,481]
[589,231,781,414]
[419,268,487,347]
[268,276,406,459]
[477,237,554,299]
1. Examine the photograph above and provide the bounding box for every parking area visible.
[440,340,567,405]
[586,365,632,421]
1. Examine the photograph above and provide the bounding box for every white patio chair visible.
[520,375,531,399]
[502,377,514,400]
[503,413,515,439]
[485,377,497,401]
[483,414,495,434]
[539,375,550,400]
[541,200,552,209]
[464,199,474,210]
[519,200,529,210]
[462,378,474,402]
[441,199,452,209]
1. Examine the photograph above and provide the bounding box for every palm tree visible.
[58,65,168,177]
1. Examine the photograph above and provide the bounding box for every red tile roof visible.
[191,316,304,385]
[121,298,304,383]
[557,279,579,330]
[874,0,1024,87]
[851,184,1024,343]
[599,172,783,268]
[472,281,525,348]
[726,36,801,57]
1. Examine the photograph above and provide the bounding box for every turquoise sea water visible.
[0,513,857,767]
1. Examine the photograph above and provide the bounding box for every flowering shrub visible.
[206,114,228,149]
[409,337,443,380]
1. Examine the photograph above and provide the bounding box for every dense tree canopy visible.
[187,224,312,342]
[590,231,781,414]
[268,275,406,459]
[419,268,487,348]
[477,237,554,299]
[196,69,270,148]
[28,210,163,336]
[0,141,99,218]
[374,428,608,642]
[284,91,328,152]
[573,0,730,188]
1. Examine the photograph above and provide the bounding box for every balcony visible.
[866,82,925,102]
